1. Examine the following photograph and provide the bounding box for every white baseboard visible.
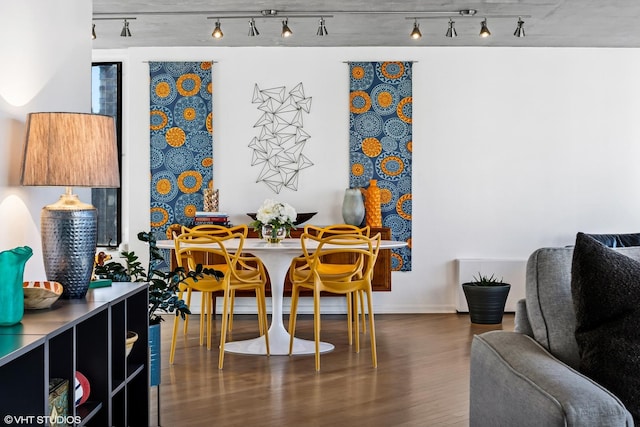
[184,292,456,315]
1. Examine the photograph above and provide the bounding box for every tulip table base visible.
[224,326,334,355]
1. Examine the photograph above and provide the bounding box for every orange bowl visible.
[23,281,63,309]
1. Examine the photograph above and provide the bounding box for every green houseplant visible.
[95,231,223,324]
[462,273,511,324]
[95,231,221,386]
[95,231,215,324]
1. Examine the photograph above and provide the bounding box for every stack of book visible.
[193,211,231,226]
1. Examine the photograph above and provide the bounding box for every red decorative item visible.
[74,371,90,406]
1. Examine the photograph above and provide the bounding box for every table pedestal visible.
[224,246,334,355]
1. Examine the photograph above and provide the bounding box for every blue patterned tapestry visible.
[149,61,213,267]
[349,62,412,271]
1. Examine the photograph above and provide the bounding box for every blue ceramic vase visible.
[0,246,33,326]
[342,188,365,226]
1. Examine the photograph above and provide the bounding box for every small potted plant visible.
[462,273,511,324]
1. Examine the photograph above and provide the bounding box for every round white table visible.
[156,237,407,356]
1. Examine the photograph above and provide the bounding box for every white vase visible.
[342,188,365,226]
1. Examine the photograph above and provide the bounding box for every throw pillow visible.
[571,232,640,422]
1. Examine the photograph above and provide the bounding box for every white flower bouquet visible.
[250,199,297,241]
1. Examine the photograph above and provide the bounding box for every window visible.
[91,62,122,247]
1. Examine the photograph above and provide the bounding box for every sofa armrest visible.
[470,331,632,427]
[514,298,533,337]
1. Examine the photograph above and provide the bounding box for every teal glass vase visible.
[0,246,33,326]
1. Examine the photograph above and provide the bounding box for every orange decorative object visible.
[361,179,382,228]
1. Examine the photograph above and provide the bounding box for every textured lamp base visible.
[41,205,97,299]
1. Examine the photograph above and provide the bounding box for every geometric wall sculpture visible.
[249,83,313,193]
[149,61,213,267]
[349,61,412,271]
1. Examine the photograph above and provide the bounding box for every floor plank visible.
[150,313,514,426]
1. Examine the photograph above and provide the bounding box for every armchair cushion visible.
[572,232,640,423]
[470,331,632,427]
[525,247,581,368]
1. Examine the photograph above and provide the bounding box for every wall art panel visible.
[149,61,213,267]
[249,83,313,193]
[349,61,412,271]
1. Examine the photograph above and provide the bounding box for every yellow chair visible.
[290,224,371,342]
[288,232,381,371]
[171,232,270,368]
[178,224,250,335]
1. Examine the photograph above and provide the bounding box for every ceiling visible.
[91,1,640,49]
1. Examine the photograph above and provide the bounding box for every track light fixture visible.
[94,9,530,41]
[407,9,529,40]
[445,19,457,38]
[248,18,260,37]
[317,17,328,36]
[410,20,421,40]
[212,20,223,39]
[514,17,525,37]
[92,17,136,39]
[479,19,491,37]
[281,19,293,37]
[120,19,132,37]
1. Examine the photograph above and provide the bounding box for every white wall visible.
[93,46,640,313]
[0,1,92,280]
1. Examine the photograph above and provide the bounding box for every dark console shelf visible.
[0,282,149,426]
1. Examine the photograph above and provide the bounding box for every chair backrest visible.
[526,245,640,369]
[181,224,248,237]
[174,232,244,275]
[299,232,381,282]
[304,224,370,238]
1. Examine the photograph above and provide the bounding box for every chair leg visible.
[170,288,187,365]
[206,292,213,350]
[184,288,192,335]
[355,292,360,354]
[314,290,321,371]
[199,292,206,347]
[359,289,367,334]
[347,293,353,346]
[288,285,300,355]
[258,288,270,355]
[218,289,231,369]
[169,306,181,365]
[365,289,377,368]
[229,289,235,332]
[255,289,264,336]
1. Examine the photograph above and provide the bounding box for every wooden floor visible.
[150,312,514,426]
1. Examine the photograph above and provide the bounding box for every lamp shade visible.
[21,112,120,188]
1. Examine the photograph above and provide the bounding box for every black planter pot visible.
[462,283,511,324]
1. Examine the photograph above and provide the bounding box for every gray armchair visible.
[469,246,638,426]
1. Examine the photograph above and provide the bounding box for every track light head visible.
[212,20,223,39]
[445,19,457,38]
[410,20,421,39]
[281,19,292,37]
[248,18,259,37]
[317,17,328,36]
[120,19,131,37]
[92,23,97,40]
[514,17,525,37]
[479,19,491,37]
